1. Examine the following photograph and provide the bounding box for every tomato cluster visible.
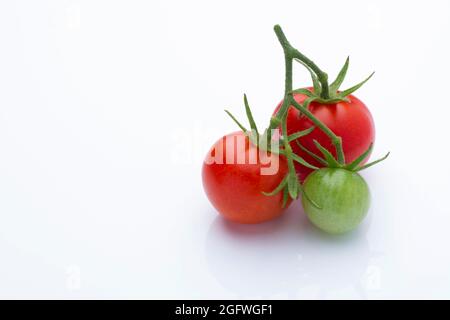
[202,25,388,234]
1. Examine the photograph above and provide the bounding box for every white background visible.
[1,0,449,299]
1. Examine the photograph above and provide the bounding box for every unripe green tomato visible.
[302,168,370,234]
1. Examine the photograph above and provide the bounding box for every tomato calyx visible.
[291,46,375,104]
[225,94,320,208]
[309,140,390,172]
[225,94,316,157]
[292,63,375,105]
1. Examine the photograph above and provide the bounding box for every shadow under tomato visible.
[205,200,380,299]
[212,199,302,238]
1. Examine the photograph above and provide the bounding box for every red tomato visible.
[202,131,291,224]
[274,90,375,181]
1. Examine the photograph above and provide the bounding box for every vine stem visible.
[280,58,297,189]
[270,24,345,165]
[273,25,330,100]
[289,98,345,164]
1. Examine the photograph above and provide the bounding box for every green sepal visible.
[281,187,289,208]
[246,130,260,148]
[291,88,314,97]
[298,183,322,209]
[287,173,299,199]
[313,140,340,168]
[302,96,317,109]
[291,153,319,170]
[262,175,288,196]
[259,128,269,147]
[243,94,259,136]
[344,143,373,171]
[270,116,281,128]
[296,140,328,166]
[294,58,321,95]
[315,97,350,104]
[225,110,247,133]
[356,152,390,172]
[291,95,317,117]
[339,72,375,98]
[330,56,349,93]
[224,109,259,147]
[287,126,315,142]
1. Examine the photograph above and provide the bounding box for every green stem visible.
[267,54,293,146]
[289,98,345,164]
[271,52,298,189]
[280,58,297,179]
[269,30,293,128]
[291,49,329,99]
[272,24,345,164]
[274,25,330,99]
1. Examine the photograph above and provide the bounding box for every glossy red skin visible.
[202,131,291,224]
[274,90,375,181]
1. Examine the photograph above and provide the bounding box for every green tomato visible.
[302,168,370,234]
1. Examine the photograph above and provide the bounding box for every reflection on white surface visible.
[1,0,450,299]
[205,200,383,299]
